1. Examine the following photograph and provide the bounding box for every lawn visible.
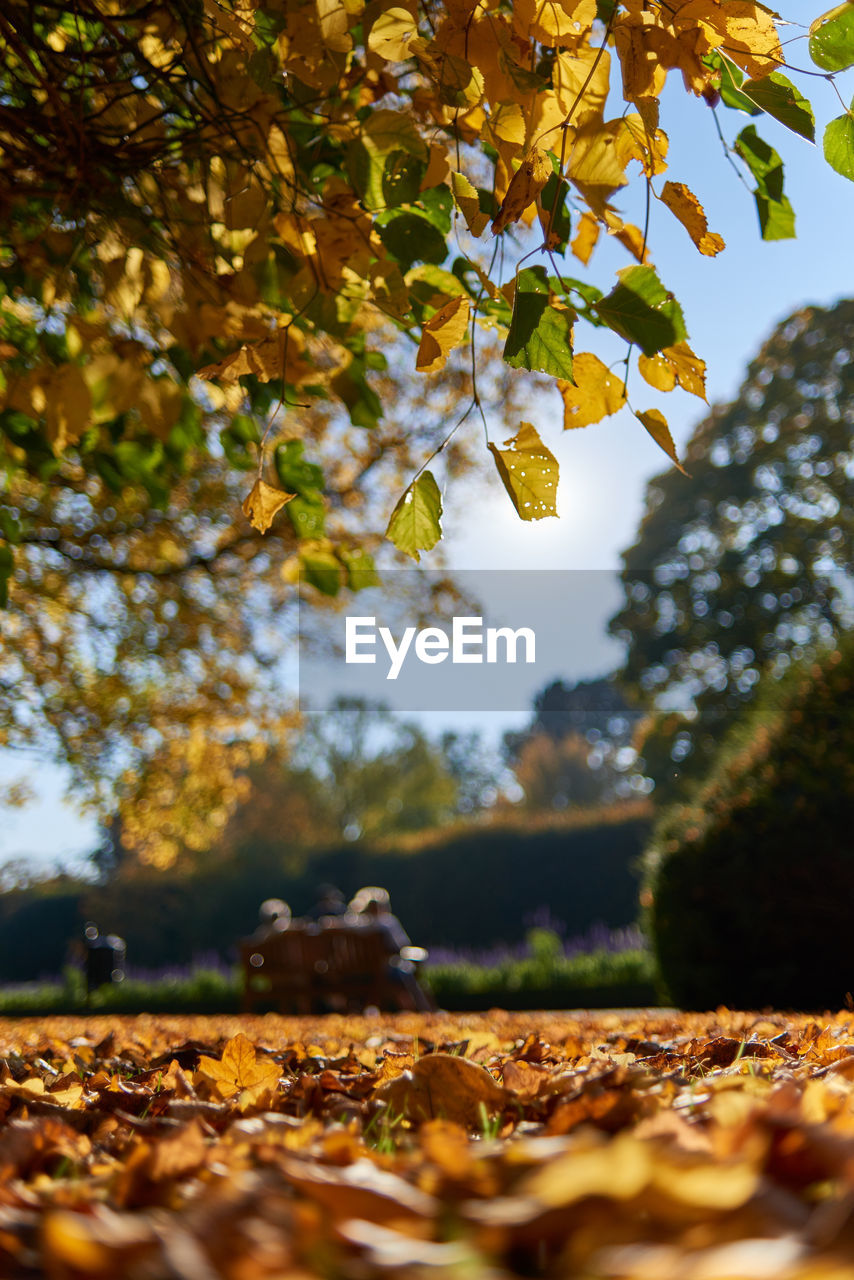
[3,1008,854,1277]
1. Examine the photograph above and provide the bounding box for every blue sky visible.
[3,2,853,868]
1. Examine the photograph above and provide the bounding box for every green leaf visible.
[382,150,426,207]
[735,126,796,240]
[220,414,260,470]
[594,266,687,357]
[330,357,382,428]
[418,184,454,234]
[488,421,559,521]
[739,73,815,142]
[347,109,428,210]
[376,211,447,273]
[274,440,324,500]
[823,104,854,180]
[386,470,443,561]
[504,266,573,378]
[0,510,21,544]
[540,169,572,253]
[299,547,342,596]
[714,56,761,114]
[0,544,12,608]
[810,1,854,71]
[287,495,326,538]
[340,548,380,590]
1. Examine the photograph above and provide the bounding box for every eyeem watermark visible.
[345,615,536,680]
[297,569,626,712]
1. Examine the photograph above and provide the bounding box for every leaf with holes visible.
[488,422,559,520]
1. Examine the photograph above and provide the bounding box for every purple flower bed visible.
[427,921,647,968]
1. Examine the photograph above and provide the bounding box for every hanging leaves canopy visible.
[1,0,852,578]
[0,0,852,860]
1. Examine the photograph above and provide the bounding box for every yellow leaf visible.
[569,120,636,211]
[554,46,611,125]
[241,480,295,534]
[663,340,707,399]
[660,181,725,256]
[45,365,93,454]
[367,6,417,60]
[571,210,600,265]
[523,1132,651,1206]
[197,1033,281,1103]
[513,0,596,48]
[604,211,648,262]
[615,22,668,100]
[451,172,489,236]
[558,352,625,428]
[486,102,526,147]
[197,332,310,385]
[492,147,552,233]
[416,296,471,373]
[488,421,559,520]
[638,352,677,393]
[317,0,353,52]
[636,407,687,473]
[672,0,782,79]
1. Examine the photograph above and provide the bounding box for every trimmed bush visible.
[647,644,854,1010]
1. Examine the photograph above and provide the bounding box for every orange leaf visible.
[660,181,725,257]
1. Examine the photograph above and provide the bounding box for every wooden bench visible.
[240,924,417,1014]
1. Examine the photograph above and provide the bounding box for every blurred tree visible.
[611,299,854,798]
[511,731,610,811]
[289,698,459,842]
[503,676,647,811]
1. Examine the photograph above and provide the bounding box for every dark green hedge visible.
[0,811,649,980]
[648,645,854,1010]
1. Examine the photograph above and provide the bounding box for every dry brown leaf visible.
[492,148,552,234]
[241,479,295,534]
[374,1052,508,1126]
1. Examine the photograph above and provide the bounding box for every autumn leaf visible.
[635,407,687,473]
[374,1053,508,1126]
[672,0,783,80]
[640,341,707,400]
[197,1032,280,1105]
[492,148,552,233]
[488,421,559,520]
[571,210,600,265]
[385,470,443,560]
[416,296,471,374]
[558,352,625,428]
[45,365,93,454]
[241,480,295,535]
[638,352,676,393]
[660,181,725,256]
[368,8,418,62]
[451,171,490,236]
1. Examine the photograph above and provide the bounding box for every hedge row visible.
[0,811,650,981]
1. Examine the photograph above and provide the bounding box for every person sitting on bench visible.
[348,887,434,1012]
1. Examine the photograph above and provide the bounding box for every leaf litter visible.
[1,1009,854,1275]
